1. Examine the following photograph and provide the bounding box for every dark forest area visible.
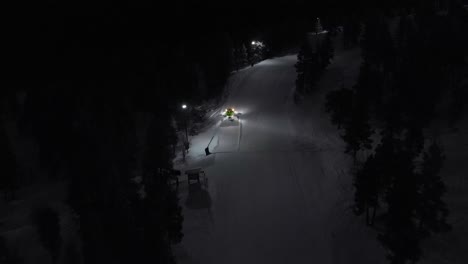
[2,0,467,263]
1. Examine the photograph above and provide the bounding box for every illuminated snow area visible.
[173,43,388,263]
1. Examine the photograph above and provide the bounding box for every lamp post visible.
[250,40,265,66]
[181,104,189,151]
[250,41,257,66]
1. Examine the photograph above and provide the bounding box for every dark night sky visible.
[29,0,468,91]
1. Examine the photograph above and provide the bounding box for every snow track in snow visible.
[174,47,386,264]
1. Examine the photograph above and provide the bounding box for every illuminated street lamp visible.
[249,40,265,66]
[251,40,264,47]
[181,104,189,151]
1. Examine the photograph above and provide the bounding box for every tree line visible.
[3,0,329,262]
[1,1,316,261]
[326,2,467,263]
[294,19,335,103]
[0,1,251,263]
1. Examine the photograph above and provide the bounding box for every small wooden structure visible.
[185,168,206,185]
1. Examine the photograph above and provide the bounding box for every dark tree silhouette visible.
[30,4,186,262]
[323,2,465,263]
[32,207,62,264]
[378,150,422,264]
[404,125,425,156]
[416,140,450,237]
[294,41,316,102]
[319,32,334,68]
[297,31,334,103]
[341,102,373,160]
[233,44,249,71]
[325,87,354,129]
[239,44,248,68]
[343,15,360,49]
[353,154,380,225]
[361,14,395,72]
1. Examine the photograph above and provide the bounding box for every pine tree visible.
[378,150,422,264]
[342,102,373,160]
[232,48,239,71]
[325,87,354,129]
[362,14,395,73]
[320,33,334,68]
[240,44,248,68]
[341,4,463,263]
[354,62,385,110]
[404,125,425,156]
[307,53,323,92]
[295,41,316,101]
[416,141,450,237]
[353,154,380,225]
[247,44,255,67]
[142,115,183,243]
[373,131,399,189]
[315,17,323,33]
[232,45,249,71]
[343,16,360,49]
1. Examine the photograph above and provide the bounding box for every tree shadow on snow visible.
[185,182,212,210]
[188,154,216,169]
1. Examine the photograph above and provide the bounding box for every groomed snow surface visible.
[173,43,388,264]
[2,36,465,264]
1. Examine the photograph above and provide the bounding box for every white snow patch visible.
[173,36,385,264]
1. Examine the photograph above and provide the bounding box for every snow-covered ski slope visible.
[174,45,386,264]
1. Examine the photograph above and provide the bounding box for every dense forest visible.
[2,1,315,262]
[324,1,467,263]
[2,0,467,263]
